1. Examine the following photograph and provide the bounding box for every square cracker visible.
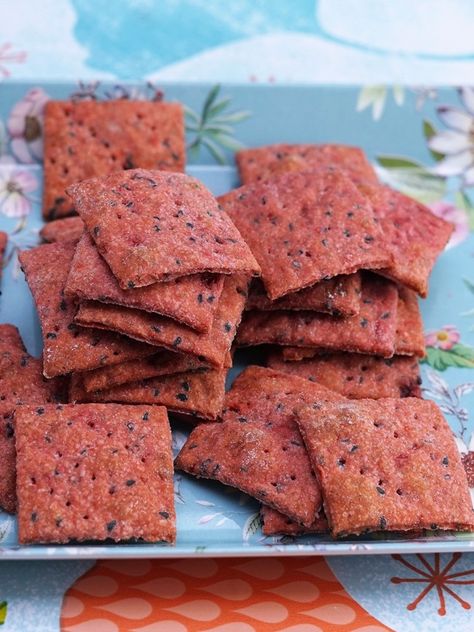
[43,99,185,219]
[246,273,361,317]
[40,217,85,243]
[261,506,329,536]
[65,233,224,333]
[80,351,208,394]
[237,274,398,358]
[0,324,65,514]
[75,274,248,368]
[296,398,474,536]
[15,403,175,544]
[69,169,260,288]
[236,144,379,186]
[280,285,425,361]
[218,168,391,300]
[69,368,227,421]
[19,242,155,378]
[268,351,422,399]
[358,183,453,297]
[176,366,342,525]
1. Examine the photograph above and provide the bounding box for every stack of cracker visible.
[21,168,260,422]
[219,144,453,399]
[175,144,473,538]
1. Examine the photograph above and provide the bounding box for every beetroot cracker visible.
[19,242,155,378]
[81,351,208,393]
[261,506,329,536]
[296,398,474,537]
[75,274,248,368]
[43,100,185,219]
[359,183,453,297]
[15,403,175,544]
[69,169,260,288]
[268,351,422,399]
[396,287,425,357]
[70,368,226,421]
[237,144,378,185]
[219,169,390,300]
[0,325,65,514]
[40,217,85,243]
[237,274,398,358]
[176,366,342,525]
[65,233,224,332]
[246,273,361,317]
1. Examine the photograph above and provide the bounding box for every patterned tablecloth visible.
[1,2,474,631]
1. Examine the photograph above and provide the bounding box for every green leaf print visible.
[376,154,445,204]
[422,344,474,371]
[0,601,7,625]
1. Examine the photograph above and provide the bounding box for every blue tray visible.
[0,81,473,558]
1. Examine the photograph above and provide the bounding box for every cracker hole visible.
[141,457,146,463]
[65,500,71,507]
[88,421,95,428]
[359,468,365,475]
[396,489,403,496]
[30,477,36,485]
[373,421,382,428]
[263,449,269,454]
[74,462,79,469]
[49,488,54,495]
[361,365,368,372]
[83,515,89,520]
[290,475,296,481]
[394,431,399,438]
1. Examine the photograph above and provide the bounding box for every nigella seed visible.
[125,201,134,208]
[142,412,149,420]
[207,295,215,303]
[46,332,57,339]
[238,416,247,423]
[360,318,368,328]
[107,520,117,532]
[321,239,328,247]
[442,456,449,466]
[154,225,161,231]
[431,523,438,530]
[197,293,203,303]
[93,226,100,236]
[288,222,294,231]
[261,196,267,205]
[181,381,190,391]
[151,325,161,333]
[350,445,358,452]
[5,422,14,439]
[126,479,136,487]
[59,300,67,311]
[343,229,351,237]
[347,211,354,217]
[20,356,28,367]
[153,388,160,397]
[55,518,63,527]
[376,486,385,495]
[159,511,169,519]
[337,458,346,468]
[127,281,135,289]
[31,512,37,522]
[381,312,391,319]
[37,407,45,415]
[127,422,135,431]
[292,260,301,269]
[176,393,188,402]
[173,336,182,347]
[379,516,387,529]
[224,322,232,332]
[364,235,374,243]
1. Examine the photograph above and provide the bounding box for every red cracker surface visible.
[237,274,398,358]
[69,169,260,289]
[218,169,391,299]
[176,366,342,525]
[246,273,361,317]
[236,144,379,186]
[0,325,65,514]
[65,233,224,332]
[43,100,185,219]
[261,505,329,536]
[40,217,85,243]
[19,242,155,378]
[15,403,175,544]
[80,351,208,393]
[69,368,227,421]
[0,231,7,273]
[359,183,453,297]
[296,398,474,536]
[75,274,248,368]
[268,351,422,399]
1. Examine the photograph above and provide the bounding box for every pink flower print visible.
[7,88,50,163]
[0,169,37,218]
[429,201,469,249]
[425,325,461,351]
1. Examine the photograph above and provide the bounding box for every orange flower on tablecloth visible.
[61,557,393,632]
